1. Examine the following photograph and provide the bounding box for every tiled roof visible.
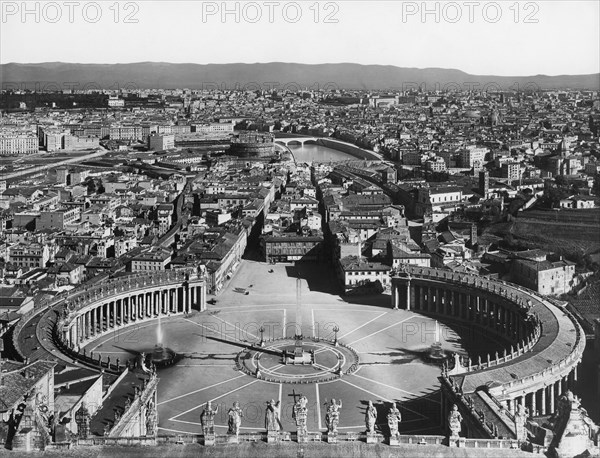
[0,360,56,413]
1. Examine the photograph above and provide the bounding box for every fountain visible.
[425,320,449,362]
[147,313,177,367]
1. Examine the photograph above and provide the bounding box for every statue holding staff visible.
[200,401,218,436]
[365,400,377,433]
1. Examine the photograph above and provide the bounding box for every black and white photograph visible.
[0,1,599,457]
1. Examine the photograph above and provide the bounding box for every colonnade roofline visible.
[392,266,543,313]
[60,268,204,320]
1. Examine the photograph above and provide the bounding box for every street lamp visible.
[333,325,340,346]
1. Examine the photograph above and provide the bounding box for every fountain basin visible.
[424,341,449,362]
[148,343,177,367]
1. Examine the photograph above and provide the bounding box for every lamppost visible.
[333,325,340,346]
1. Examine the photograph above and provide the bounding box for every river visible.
[287,143,357,162]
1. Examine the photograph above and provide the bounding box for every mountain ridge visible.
[1,62,599,91]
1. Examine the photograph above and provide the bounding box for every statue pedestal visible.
[327,432,338,443]
[226,434,239,444]
[203,434,215,446]
[266,432,280,443]
[366,432,377,444]
[448,434,460,447]
[389,433,400,446]
[296,432,308,443]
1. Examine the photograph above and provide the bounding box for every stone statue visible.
[325,399,342,434]
[200,401,219,435]
[365,401,377,433]
[387,402,402,437]
[227,402,243,435]
[265,400,282,432]
[550,390,598,457]
[293,394,309,436]
[145,400,157,437]
[515,403,529,441]
[448,404,462,438]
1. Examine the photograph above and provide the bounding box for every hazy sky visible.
[1,0,599,76]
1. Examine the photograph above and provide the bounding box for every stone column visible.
[540,386,546,415]
[507,398,513,414]
[557,379,563,397]
[201,284,206,312]
[425,287,431,312]
[76,316,81,343]
[183,285,188,313]
[90,308,95,336]
[406,279,411,311]
[531,390,537,416]
[549,384,555,414]
[445,290,450,315]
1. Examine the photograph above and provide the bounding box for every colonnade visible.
[391,268,584,422]
[503,368,578,416]
[391,276,532,344]
[61,281,206,348]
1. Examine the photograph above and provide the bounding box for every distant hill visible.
[1,62,599,91]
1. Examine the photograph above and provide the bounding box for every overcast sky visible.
[1,1,599,76]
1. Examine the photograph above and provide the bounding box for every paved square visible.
[86,260,467,436]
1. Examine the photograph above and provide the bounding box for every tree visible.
[541,186,569,208]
